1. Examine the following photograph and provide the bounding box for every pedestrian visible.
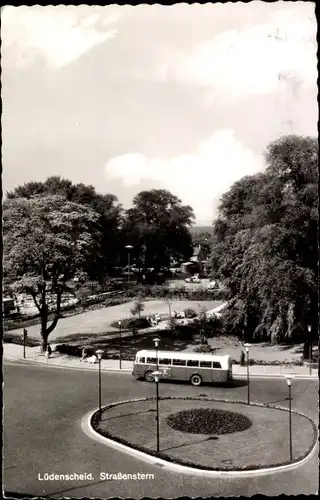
[46,344,52,358]
[81,347,88,362]
[240,350,245,366]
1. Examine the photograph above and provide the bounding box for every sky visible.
[1,2,317,225]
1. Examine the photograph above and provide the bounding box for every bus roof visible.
[135,350,231,363]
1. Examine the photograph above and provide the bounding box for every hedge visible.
[54,343,134,360]
[3,332,40,347]
[121,284,229,301]
[110,317,151,330]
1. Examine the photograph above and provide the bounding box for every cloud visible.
[146,7,317,98]
[104,129,264,224]
[1,6,120,68]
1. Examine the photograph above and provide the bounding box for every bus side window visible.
[159,358,171,365]
[140,357,145,363]
[187,360,199,367]
[173,359,186,366]
[200,361,212,368]
[212,362,222,368]
[146,357,157,364]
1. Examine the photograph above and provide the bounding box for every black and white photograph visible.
[2,2,318,498]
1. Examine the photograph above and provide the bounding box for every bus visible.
[132,350,232,386]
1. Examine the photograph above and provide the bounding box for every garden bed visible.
[92,397,317,471]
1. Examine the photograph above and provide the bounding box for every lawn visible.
[206,336,316,364]
[8,299,220,342]
[6,295,316,365]
[55,329,201,358]
[51,330,314,364]
[95,398,316,470]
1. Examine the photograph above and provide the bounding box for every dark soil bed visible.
[167,408,252,434]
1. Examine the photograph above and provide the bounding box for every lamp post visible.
[244,343,251,405]
[167,299,172,319]
[22,328,28,359]
[96,349,104,421]
[153,370,160,452]
[125,245,133,284]
[284,374,294,462]
[307,325,312,376]
[118,320,122,370]
[153,337,160,371]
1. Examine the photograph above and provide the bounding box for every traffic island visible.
[90,397,317,472]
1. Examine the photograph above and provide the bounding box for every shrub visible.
[169,322,196,340]
[192,312,223,339]
[130,296,145,318]
[194,344,212,353]
[167,316,178,332]
[55,344,84,357]
[111,317,151,330]
[3,332,40,347]
[184,308,197,319]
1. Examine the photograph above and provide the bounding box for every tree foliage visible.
[7,176,122,278]
[211,135,318,348]
[3,195,101,349]
[121,189,195,272]
[130,295,145,319]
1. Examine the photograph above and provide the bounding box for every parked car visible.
[208,279,219,290]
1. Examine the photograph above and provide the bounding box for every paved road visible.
[8,300,221,341]
[3,362,318,497]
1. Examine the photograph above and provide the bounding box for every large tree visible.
[7,176,123,279]
[121,189,194,273]
[3,195,101,350]
[211,135,318,354]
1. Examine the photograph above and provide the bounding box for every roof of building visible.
[192,245,202,256]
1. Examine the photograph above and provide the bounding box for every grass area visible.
[55,329,200,359]
[95,398,316,470]
[6,299,221,341]
[4,296,132,332]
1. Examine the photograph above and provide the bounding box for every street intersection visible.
[4,360,319,497]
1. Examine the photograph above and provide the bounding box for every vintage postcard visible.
[2,3,318,498]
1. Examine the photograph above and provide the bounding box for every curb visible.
[4,356,318,378]
[4,357,132,373]
[234,374,318,379]
[82,398,318,478]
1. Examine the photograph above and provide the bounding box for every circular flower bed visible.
[166,408,252,434]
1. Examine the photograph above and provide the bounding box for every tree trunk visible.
[40,288,62,352]
[303,337,311,360]
[40,314,48,352]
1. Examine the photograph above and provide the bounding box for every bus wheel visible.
[190,374,202,386]
[145,371,155,382]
